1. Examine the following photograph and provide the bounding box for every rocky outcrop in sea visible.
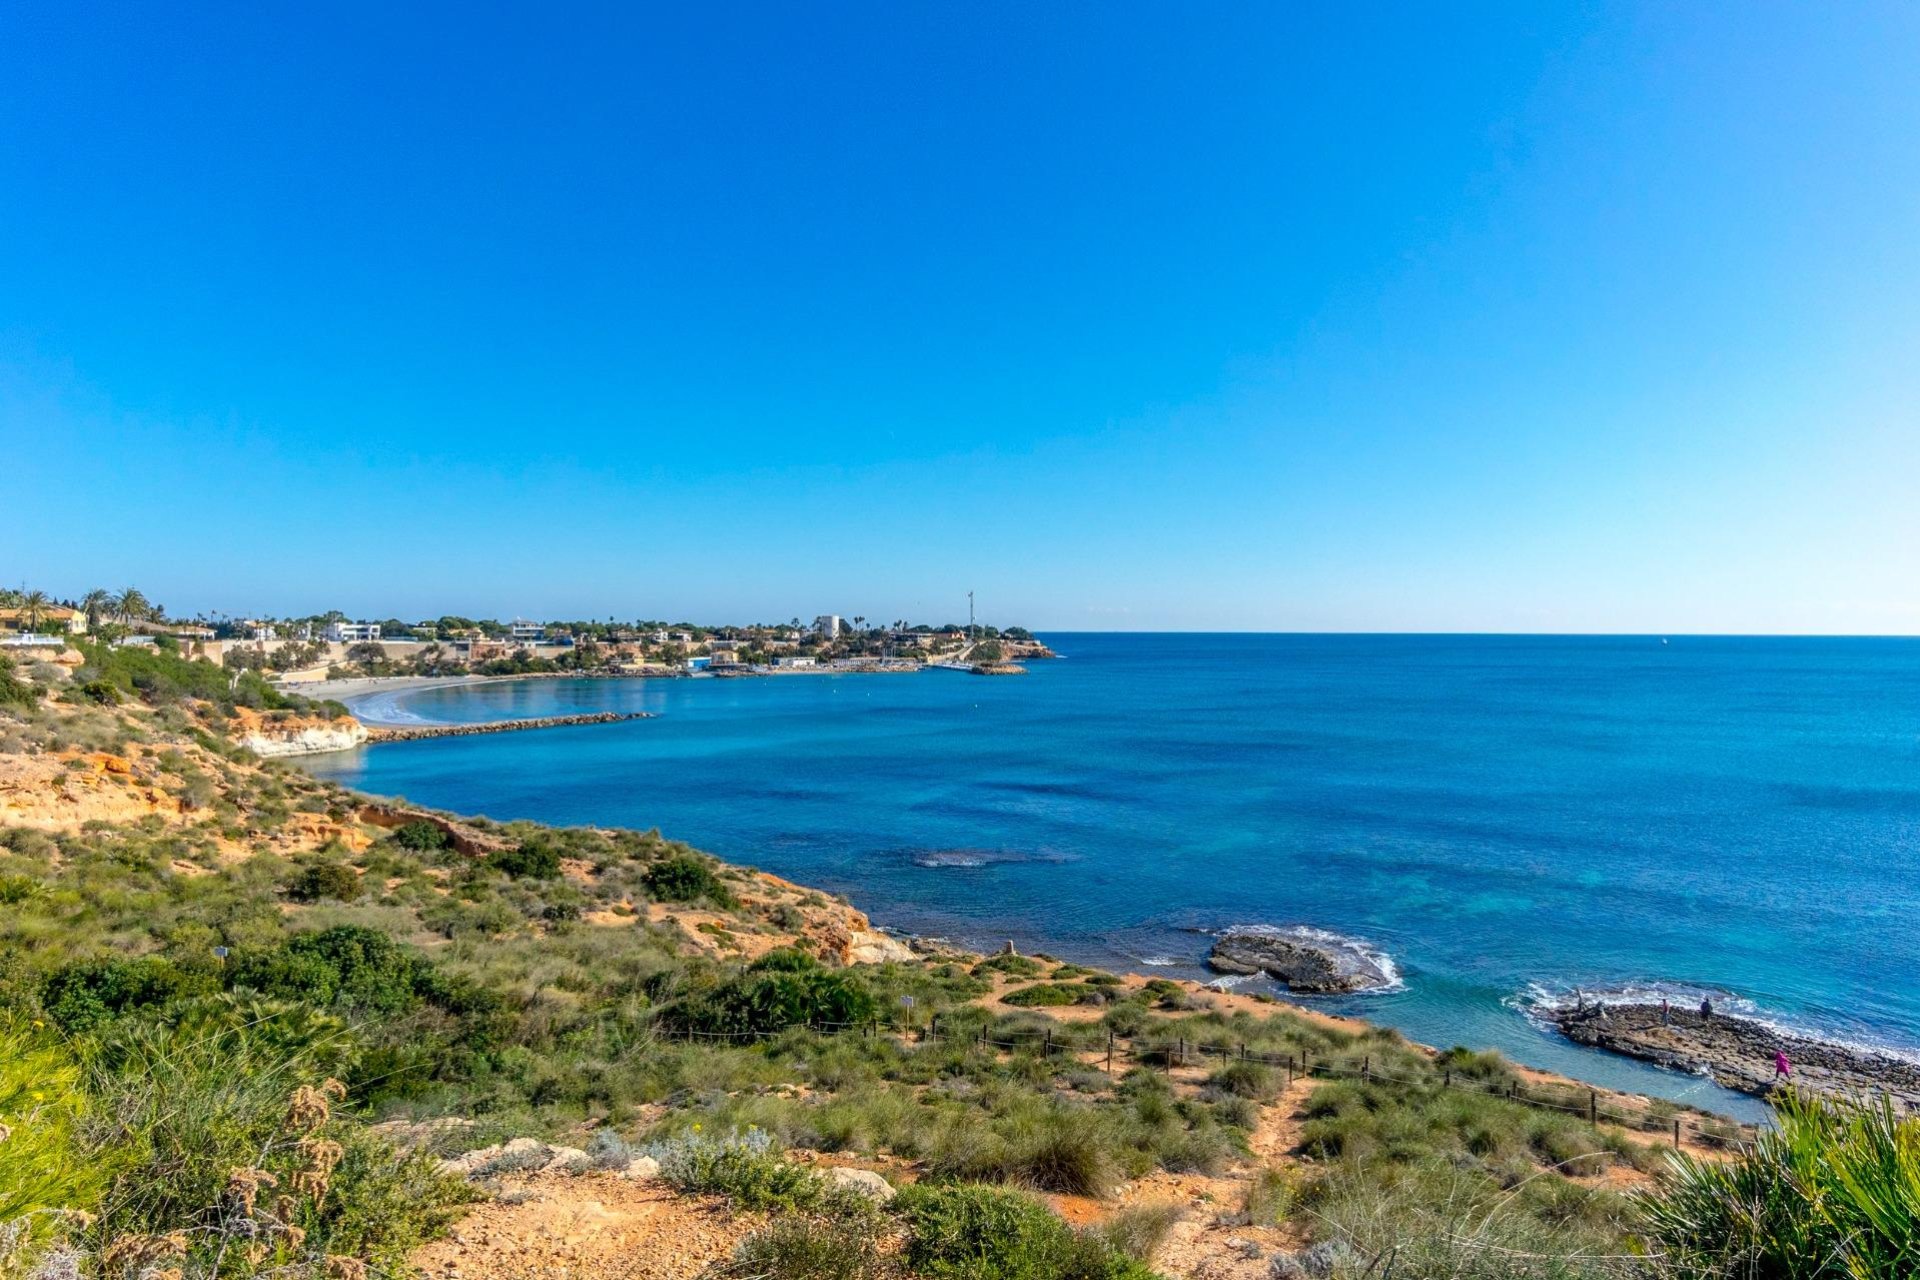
[1551,1002,1920,1111]
[1207,926,1396,993]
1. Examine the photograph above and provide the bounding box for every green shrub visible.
[286,859,364,902]
[226,925,469,1017]
[644,853,737,906]
[1206,1060,1279,1101]
[390,820,451,852]
[0,659,40,709]
[1298,1156,1629,1280]
[1000,982,1083,1008]
[491,837,562,880]
[974,953,1044,979]
[39,957,202,1033]
[926,1107,1122,1198]
[729,1200,890,1279]
[899,1183,1159,1280]
[84,1024,471,1276]
[1238,1163,1295,1226]
[76,678,121,705]
[1639,1091,1920,1279]
[0,1026,115,1250]
[646,1126,824,1209]
[672,951,879,1036]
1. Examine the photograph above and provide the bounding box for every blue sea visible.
[302,634,1920,1121]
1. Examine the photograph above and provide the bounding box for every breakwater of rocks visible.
[1552,1002,1920,1111]
[366,711,654,743]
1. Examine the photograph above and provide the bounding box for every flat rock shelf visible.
[1552,1003,1920,1111]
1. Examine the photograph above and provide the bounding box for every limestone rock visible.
[824,1167,895,1202]
[1208,927,1393,994]
[618,1155,660,1181]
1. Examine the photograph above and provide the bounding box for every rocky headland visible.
[1206,926,1396,993]
[1552,1002,1920,1111]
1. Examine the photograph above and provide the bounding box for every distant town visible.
[0,587,1055,681]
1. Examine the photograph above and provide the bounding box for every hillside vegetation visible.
[0,648,1912,1279]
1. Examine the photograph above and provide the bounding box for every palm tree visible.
[80,589,112,631]
[20,590,49,633]
[115,587,150,625]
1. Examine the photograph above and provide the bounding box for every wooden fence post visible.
[1589,1090,1597,1125]
[1362,1055,1370,1082]
[1674,1119,1682,1149]
[1106,1030,1114,1074]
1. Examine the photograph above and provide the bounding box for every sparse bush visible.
[974,953,1044,979]
[286,859,364,903]
[729,1199,891,1279]
[1000,982,1082,1008]
[1206,1060,1279,1101]
[645,1127,824,1209]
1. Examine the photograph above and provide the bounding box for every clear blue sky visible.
[4,4,1916,632]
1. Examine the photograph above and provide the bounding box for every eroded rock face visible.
[237,717,369,757]
[1207,927,1394,993]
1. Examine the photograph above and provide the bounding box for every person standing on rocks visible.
[1700,997,1713,1020]
[1774,1050,1792,1083]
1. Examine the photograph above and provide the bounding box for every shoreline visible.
[1552,1002,1920,1112]
[295,674,1914,1123]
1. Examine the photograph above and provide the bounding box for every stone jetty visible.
[1552,1002,1920,1111]
[366,711,653,743]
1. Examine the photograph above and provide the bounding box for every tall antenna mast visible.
[967,591,974,642]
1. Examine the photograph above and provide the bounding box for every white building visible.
[509,618,546,643]
[813,614,842,638]
[325,621,382,643]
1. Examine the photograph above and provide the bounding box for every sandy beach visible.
[295,675,498,724]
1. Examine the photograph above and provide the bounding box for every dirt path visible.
[412,1174,752,1280]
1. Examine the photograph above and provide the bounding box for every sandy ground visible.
[287,674,494,720]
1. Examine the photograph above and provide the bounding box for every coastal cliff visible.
[234,708,370,757]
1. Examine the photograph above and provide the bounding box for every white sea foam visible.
[344,690,434,726]
[913,852,989,868]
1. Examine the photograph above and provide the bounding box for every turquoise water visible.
[303,635,1920,1120]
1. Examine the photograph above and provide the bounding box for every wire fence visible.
[652,1013,1759,1153]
